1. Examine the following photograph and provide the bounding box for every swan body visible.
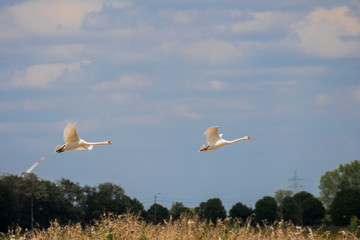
[54,122,112,153]
[199,126,251,152]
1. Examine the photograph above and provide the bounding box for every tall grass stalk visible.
[1,213,359,240]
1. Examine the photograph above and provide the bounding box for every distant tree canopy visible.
[170,201,191,220]
[255,196,278,223]
[329,187,360,226]
[2,160,360,232]
[274,189,293,219]
[229,202,253,221]
[282,191,325,226]
[196,198,226,223]
[319,160,360,208]
[0,174,144,232]
[147,203,169,224]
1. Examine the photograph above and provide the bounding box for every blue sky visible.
[0,0,359,211]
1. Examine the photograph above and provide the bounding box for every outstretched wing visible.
[204,126,221,145]
[63,122,80,144]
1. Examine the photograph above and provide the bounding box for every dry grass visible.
[2,213,359,240]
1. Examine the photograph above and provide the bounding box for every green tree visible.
[147,203,169,224]
[84,182,132,222]
[319,160,360,207]
[0,176,18,232]
[329,188,360,226]
[274,189,293,219]
[282,196,300,224]
[282,191,325,226]
[229,202,253,221]
[57,178,86,223]
[255,196,278,223]
[170,201,190,220]
[196,198,226,224]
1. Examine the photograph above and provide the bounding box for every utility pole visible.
[288,170,304,193]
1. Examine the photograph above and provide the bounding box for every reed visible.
[2,213,359,240]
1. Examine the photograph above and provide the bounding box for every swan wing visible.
[75,146,87,150]
[63,122,80,144]
[204,126,221,145]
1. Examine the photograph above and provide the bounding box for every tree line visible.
[0,160,359,232]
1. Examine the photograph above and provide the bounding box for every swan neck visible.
[84,141,109,145]
[230,137,247,143]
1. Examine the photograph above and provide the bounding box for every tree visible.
[0,176,18,232]
[57,178,86,223]
[329,188,360,226]
[255,196,278,223]
[282,191,325,226]
[274,189,293,219]
[147,203,169,224]
[170,201,190,220]
[84,182,132,222]
[196,198,226,224]
[229,202,253,222]
[319,160,360,207]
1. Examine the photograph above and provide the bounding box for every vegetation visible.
[2,213,360,240]
[319,160,360,207]
[0,159,359,237]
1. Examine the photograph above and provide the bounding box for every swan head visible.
[245,136,252,140]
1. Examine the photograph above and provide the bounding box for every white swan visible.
[54,122,112,153]
[199,126,251,152]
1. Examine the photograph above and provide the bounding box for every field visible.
[2,213,359,240]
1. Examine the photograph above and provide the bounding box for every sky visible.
[0,0,359,211]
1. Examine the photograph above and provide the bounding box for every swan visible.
[54,122,112,153]
[199,126,251,152]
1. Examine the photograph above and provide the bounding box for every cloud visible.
[172,12,192,24]
[46,44,86,59]
[230,11,297,33]
[104,0,132,10]
[262,79,298,92]
[354,86,360,101]
[174,105,202,119]
[162,39,243,64]
[92,74,152,91]
[0,0,103,39]
[2,60,90,89]
[190,80,228,91]
[291,6,360,58]
[0,99,55,112]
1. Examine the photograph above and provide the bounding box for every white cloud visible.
[47,44,86,59]
[162,39,243,64]
[262,79,297,92]
[104,0,132,10]
[92,74,152,91]
[191,80,228,91]
[174,105,202,120]
[230,11,297,33]
[0,0,103,39]
[3,60,90,89]
[0,99,55,112]
[291,6,360,58]
[173,12,192,24]
[353,86,360,101]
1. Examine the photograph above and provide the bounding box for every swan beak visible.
[108,141,112,144]
[248,137,252,140]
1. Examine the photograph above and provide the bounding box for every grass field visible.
[2,213,359,240]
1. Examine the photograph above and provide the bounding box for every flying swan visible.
[199,126,251,152]
[54,122,112,153]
